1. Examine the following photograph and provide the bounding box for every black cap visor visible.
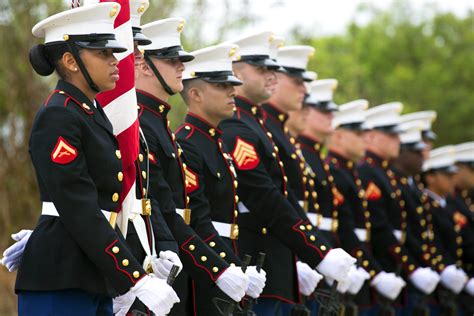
[235,55,281,70]
[185,71,243,86]
[69,34,127,53]
[422,130,437,141]
[145,45,195,62]
[400,141,426,152]
[132,27,152,46]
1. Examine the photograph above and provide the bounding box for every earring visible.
[74,67,78,71]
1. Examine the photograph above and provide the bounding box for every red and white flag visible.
[76,0,139,234]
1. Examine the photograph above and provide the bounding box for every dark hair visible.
[29,42,79,78]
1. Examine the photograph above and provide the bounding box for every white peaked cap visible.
[399,120,424,144]
[82,0,148,29]
[423,145,457,172]
[130,0,149,28]
[269,35,285,60]
[333,99,368,128]
[183,44,239,79]
[277,45,315,70]
[32,2,121,43]
[305,79,338,103]
[401,111,437,131]
[227,31,274,58]
[364,102,403,129]
[141,17,185,50]
[454,142,474,163]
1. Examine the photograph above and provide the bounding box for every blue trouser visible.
[18,289,113,316]
[253,298,294,316]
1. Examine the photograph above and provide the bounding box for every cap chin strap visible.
[144,54,176,96]
[65,41,100,93]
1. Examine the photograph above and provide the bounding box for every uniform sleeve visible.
[221,120,332,269]
[30,106,146,294]
[141,127,229,285]
[178,139,242,265]
[331,169,382,278]
[358,166,419,276]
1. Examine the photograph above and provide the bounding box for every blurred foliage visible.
[296,1,474,146]
[0,0,472,314]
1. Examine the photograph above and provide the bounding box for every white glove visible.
[113,290,136,316]
[316,248,357,282]
[132,275,179,316]
[347,266,371,295]
[371,271,406,300]
[216,265,249,302]
[440,265,468,294]
[245,266,267,298]
[1,229,32,272]
[150,251,183,279]
[325,276,351,294]
[297,261,323,296]
[465,278,474,296]
[409,267,440,295]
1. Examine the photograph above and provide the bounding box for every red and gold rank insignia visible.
[332,187,345,206]
[148,152,157,165]
[453,211,467,228]
[365,181,382,201]
[185,167,199,194]
[232,137,260,170]
[50,136,78,164]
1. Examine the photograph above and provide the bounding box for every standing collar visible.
[137,89,172,118]
[365,151,390,169]
[235,95,262,118]
[328,151,354,170]
[262,103,288,126]
[55,80,96,110]
[298,134,323,152]
[185,112,222,141]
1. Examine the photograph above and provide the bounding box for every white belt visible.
[212,221,239,240]
[354,228,368,242]
[176,208,191,225]
[238,202,250,214]
[393,230,402,242]
[307,213,337,231]
[128,199,156,268]
[42,201,112,221]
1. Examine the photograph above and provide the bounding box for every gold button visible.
[235,195,239,203]
[320,245,327,251]
[234,180,238,188]
[122,259,129,266]
[272,152,277,158]
[262,227,267,235]
[115,150,122,159]
[209,241,216,247]
[133,271,140,278]
[139,153,144,162]
[291,153,297,159]
[234,210,238,217]
[306,224,312,230]
[142,171,147,179]
[189,245,195,251]
[310,235,316,241]
[266,132,273,138]
[394,246,401,254]
[402,255,408,262]
[362,260,369,267]
[279,161,284,167]
[220,252,226,258]
[117,172,123,182]
[212,267,219,273]
[299,225,305,231]
[112,246,119,254]
[408,264,415,272]
[201,256,207,262]
[82,103,90,110]
[370,270,376,277]
[112,193,119,202]
[356,250,363,257]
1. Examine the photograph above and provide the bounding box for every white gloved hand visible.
[113,289,136,316]
[409,267,440,295]
[325,276,351,294]
[347,266,371,295]
[132,275,180,316]
[150,251,183,280]
[465,278,474,296]
[297,261,323,296]
[440,265,468,294]
[245,266,266,298]
[316,248,357,282]
[371,271,406,300]
[1,229,32,272]
[216,265,249,302]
